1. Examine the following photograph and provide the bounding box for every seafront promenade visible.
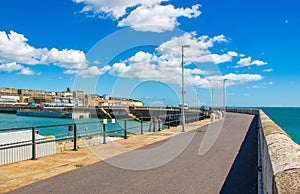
[2,113,258,193]
[2,111,300,193]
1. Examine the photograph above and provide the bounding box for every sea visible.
[0,107,299,144]
[0,113,151,139]
[261,107,300,145]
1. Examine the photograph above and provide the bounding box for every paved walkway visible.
[3,113,258,193]
[0,118,210,193]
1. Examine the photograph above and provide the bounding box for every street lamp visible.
[181,45,190,132]
[223,79,228,111]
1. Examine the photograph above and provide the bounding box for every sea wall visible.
[259,110,300,193]
[226,108,300,193]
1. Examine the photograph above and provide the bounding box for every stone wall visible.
[259,110,300,193]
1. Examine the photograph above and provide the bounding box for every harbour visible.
[0,106,298,144]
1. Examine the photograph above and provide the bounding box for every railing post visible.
[140,118,143,134]
[124,120,127,139]
[73,124,77,150]
[31,127,37,160]
[103,123,106,144]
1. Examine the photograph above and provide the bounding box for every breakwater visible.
[227,108,300,193]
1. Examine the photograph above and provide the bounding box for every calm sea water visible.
[0,113,150,138]
[261,107,300,145]
[0,108,299,144]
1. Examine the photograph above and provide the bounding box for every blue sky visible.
[0,0,299,107]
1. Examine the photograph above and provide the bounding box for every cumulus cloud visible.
[18,67,35,75]
[236,56,267,68]
[205,73,264,88]
[64,65,111,78]
[0,30,87,69]
[0,62,35,75]
[263,68,273,72]
[118,4,201,32]
[44,48,87,69]
[109,33,263,88]
[222,73,263,82]
[156,33,236,64]
[74,0,201,32]
[0,62,23,72]
[74,0,165,19]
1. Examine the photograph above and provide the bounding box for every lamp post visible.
[181,45,190,132]
[223,79,228,111]
[211,88,215,108]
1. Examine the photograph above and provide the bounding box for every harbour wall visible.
[227,108,300,193]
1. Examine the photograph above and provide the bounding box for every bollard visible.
[31,127,37,160]
[153,118,156,132]
[124,120,127,139]
[148,118,152,132]
[73,124,77,150]
[158,119,161,131]
[140,118,143,134]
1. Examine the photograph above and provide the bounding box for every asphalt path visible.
[8,113,258,194]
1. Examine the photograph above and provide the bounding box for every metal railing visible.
[0,112,207,163]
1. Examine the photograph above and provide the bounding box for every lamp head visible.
[182,45,191,48]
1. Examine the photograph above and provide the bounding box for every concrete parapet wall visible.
[259,110,300,193]
[226,108,259,115]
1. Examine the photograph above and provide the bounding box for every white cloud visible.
[0,30,87,69]
[205,73,264,88]
[18,67,34,75]
[44,48,87,69]
[236,57,267,68]
[108,33,264,87]
[156,33,234,64]
[0,31,45,65]
[251,60,267,66]
[249,85,266,89]
[74,0,201,32]
[0,62,23,72]
[118,4,201,32]
[74,0,165,19]
[64,65,111,78]
[0,62,35,75]
[263,68,273,72]
[222,73,263,82]
[227,51,238,57]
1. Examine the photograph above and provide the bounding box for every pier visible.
[1,110,300,193]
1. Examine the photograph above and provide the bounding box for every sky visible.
[0,0,299,107]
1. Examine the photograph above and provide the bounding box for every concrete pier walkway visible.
[5,113,258,193]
